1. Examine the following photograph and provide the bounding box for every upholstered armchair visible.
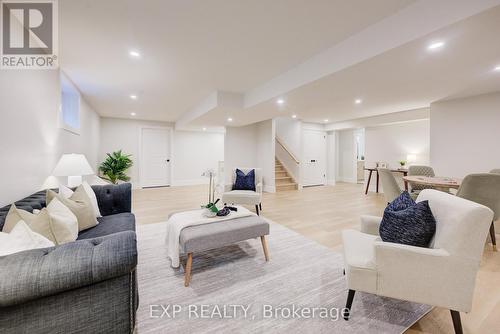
[222,168,263,215]
[342,189,494,334]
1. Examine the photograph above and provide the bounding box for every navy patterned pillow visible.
[387,191,416,211]
[233,169,256,191]
[379,200,436,248]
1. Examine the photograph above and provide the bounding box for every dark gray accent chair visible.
[0,183,138,334]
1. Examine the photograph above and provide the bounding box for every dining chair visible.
[408,165,435,194]
[490,169,500,174]
[342,189,494,334]
[377,168,402,204]
[456,173,500,251]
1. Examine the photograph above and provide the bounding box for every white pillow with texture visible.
[46,197,79,244]
[82,181,102,218]
[0,221,55,257]
[59,182,101,218]
[58,184,74,198]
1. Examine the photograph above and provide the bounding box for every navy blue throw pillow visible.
[233,169,256,191]
[379,200,436,248]
[387,191,416,211]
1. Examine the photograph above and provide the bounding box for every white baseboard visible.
[327,179,336,186]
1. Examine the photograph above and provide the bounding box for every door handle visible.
[166,159,170,163]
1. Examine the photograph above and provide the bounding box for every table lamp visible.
[53,154,94,187]
[407,154,417,164]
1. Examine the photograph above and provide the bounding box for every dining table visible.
[364,167,408,194]
[403,175,462,192]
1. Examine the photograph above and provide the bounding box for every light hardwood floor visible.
[133,183,500,334]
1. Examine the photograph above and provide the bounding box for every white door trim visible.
[138,126,174,188]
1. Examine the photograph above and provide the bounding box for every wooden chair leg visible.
[343,289,356,320]
[255,204,260,215]
[450,310,463,334]
[490,221,497,251]
[184,253,193,287]
[260,236,269,261]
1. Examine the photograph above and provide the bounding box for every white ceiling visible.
[60,0,500,128]
[59,0,415,121]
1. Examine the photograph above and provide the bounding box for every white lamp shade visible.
[53,154,94,176]
[407,154,417,163]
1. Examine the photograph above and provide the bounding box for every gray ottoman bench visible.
[179,215,270,286]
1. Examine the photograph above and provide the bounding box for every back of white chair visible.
[416,189,493,261]
[231,168,263,193]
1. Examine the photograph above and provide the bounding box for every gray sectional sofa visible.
[0,183,138,334]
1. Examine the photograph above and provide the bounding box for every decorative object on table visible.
[201,199,220,217]
[53,153,94,187]
[98,150,133,184]
[399,160,407,168]
[216,207,231,217]
[202,168,217,203]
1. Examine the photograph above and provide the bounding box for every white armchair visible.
[222,168,263,215]
[342,189,494,334]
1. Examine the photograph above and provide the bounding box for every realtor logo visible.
[1,0,58,69]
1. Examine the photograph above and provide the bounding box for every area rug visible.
[135,220,431,333]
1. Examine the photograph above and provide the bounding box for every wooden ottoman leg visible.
[260,236,269,261]
[184,253,193,287]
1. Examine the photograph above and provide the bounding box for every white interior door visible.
[302,130,327,186]
[141,128,171,188]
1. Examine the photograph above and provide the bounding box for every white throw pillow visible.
[59,182,102,218]
[46,197,79,244]
[0,221,55,257]
[58,184,74,199]
[82,181,102,218]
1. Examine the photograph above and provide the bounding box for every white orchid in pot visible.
[201,169,220,217]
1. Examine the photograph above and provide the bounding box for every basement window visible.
[60,73,81,134]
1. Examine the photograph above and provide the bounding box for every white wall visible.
[326,131,337,185]
[224,120,275,192]
[364,119,430,192]
[173,130,224,186]
[337,129,357,183]
[0,70,100,206]
[430,92,500,177]
[100,118,224,188]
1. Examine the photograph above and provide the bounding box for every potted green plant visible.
[99,150,133,184]
[399,160,407,168]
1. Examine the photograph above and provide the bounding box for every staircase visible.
[275,158,298,191]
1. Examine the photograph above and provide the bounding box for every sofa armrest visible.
[360,215,382,235]
[256,182,263,194]
[92,183,132,216]
[0,231,137,307]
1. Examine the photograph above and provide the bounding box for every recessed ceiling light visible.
[130,94,137,100]
[428,41,445,50]
[494,65,500,71]
[355,99,362,104]
[202,127,207,131]
[291,115,297,119]
[276,99,285,105]
[227,117,233,122]
[324,119,329,123]
[130,112,136,116]
[129,50,141,58]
